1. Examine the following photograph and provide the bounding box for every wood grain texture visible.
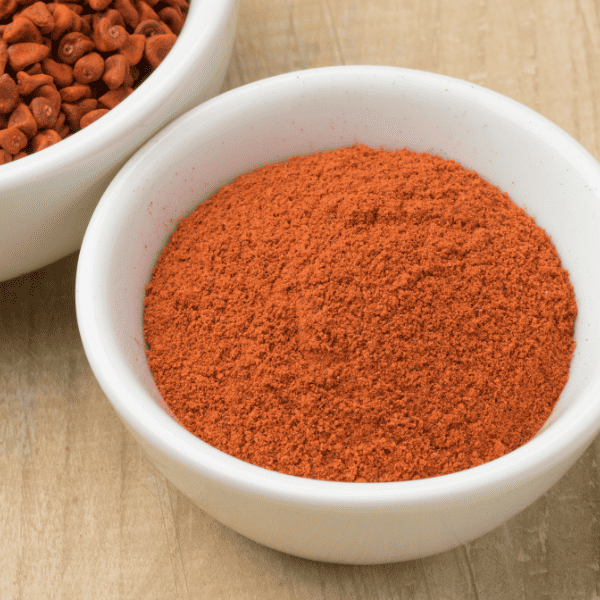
[1,0,599,598]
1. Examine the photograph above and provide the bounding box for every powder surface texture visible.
[144,145,577,482]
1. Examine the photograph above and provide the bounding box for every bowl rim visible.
[0,0,237,190]
[76,64,600,508]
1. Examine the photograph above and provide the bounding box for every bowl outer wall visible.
[76,66,600,563]
[0,0,238,282]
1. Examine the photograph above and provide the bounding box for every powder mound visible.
[143,144,577,483]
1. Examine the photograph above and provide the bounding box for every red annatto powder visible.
[143,144,577,483]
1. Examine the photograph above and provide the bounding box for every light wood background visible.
[2,0,599,598]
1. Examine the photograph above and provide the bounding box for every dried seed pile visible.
[0,0,186,163]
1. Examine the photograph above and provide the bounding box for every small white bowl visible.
[0,0,238,282]
[76,66,600,564]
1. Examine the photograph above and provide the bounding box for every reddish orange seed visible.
[73,51,103,84]
[144,33,176,69]
[0,125,27,153]
[7,42,50,71]
[33,83,61,112]
[118,33,144,65]
[114,0,139,29]
[98,85,132,109]
[29,95,57,128]
[61,96,98,130]
[79,107,108,128]
[50,4,78,40]
[93,18,128,52]
[103,8,126,28]
[57,32,94,65]
[59,82,91,102]
[102,53,128,90]
[20,2,55,34]
[158,7,184,35]
[8,102,37,138]
[31,127,61,151]
[16,70,53,95]
[136,1,159,22]
[41,57,73,87]
[3,17,43,45]
[0,73,18,113]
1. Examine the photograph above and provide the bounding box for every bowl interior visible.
[78,67,600,498]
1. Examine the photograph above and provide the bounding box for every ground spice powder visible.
[143,145,577,483]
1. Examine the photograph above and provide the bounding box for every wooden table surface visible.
[2,0,599,598]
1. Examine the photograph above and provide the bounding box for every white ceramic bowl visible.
[76,66,600,564]
[0,0,238,282]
